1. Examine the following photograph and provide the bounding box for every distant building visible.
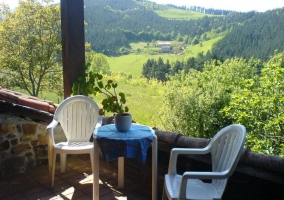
[157,41,171,53]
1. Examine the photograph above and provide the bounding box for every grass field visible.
[107,54,182,77]
[107,37,223,77]
[86,76,164,127]
[154,8,210,20]
[184,36,223,57]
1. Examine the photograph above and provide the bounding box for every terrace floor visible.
[1,153,283,200]
[0,155,154,200]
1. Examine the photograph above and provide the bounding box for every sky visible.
[0,0,284,12]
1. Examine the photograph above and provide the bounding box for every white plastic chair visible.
[47,95,101,187]
[162,124,246,200]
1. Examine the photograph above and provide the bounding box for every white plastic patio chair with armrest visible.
[47,95,102,187]
[162,124,246,200]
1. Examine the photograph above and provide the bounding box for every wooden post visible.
[61,0,85,98]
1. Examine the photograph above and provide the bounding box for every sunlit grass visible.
[183,36,223,58]
[90,75,164,127]
[154,8,211,20]
[107,54,182,77]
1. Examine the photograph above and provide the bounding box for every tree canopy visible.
[158,52,284,156]
[159,57,258,138]
[0,0,62,97]
[222,52,284,155]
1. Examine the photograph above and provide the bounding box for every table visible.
[92,124,157,200]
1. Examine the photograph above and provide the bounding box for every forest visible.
[84,0,284,63]
[84,0,255,56]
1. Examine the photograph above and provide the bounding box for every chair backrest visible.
[208,124,246,195]
[53,95,100,142]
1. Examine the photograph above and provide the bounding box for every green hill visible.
[85,0,284,66]
[84,0,253,56]
[212,8,284,61]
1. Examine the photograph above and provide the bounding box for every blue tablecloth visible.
[95,124,154,163]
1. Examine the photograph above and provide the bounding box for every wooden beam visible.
[61,0,85,98]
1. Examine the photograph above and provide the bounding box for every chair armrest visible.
[47,120,59,146]
[47,119,59,129]
[96,116,102,128]
[182,170,230,180]
[179,170,230,199]
[168,147,211,174]
[171,147,211,155]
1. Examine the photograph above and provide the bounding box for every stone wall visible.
[0,113,65,177]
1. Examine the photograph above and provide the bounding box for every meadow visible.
[107,37,222,77]
[85,76,164,127]
[154,8,212,20]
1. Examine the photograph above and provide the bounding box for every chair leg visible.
[90,150,94,174]
[162,183,168,200]
[60,153,67,173]
[51,152,57,187]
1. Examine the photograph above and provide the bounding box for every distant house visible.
[157,41,171,53]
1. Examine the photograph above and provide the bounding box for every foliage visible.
[212,9,284,61]
[72,63,129,116]
[142,57,170,81]
[158,58,258,139]
[222,52,284,156]
[85,43,111,75]
[141,52,212,80]
[0,0,62,97]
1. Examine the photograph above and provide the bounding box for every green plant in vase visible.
[72,63,132,132]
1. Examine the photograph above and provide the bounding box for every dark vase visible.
[114,113,132,132]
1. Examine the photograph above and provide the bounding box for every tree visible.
[0,0,62,97]
[171,60,184,75]
[222,52,284,156]
[85,44,111,75]
[142,57,170,82]
[158,57,258,139]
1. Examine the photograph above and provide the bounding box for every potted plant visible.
[72,63,132,132]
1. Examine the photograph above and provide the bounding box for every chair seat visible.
[54,141,93,151]
[164,174,218,200]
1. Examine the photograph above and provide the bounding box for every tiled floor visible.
[0,155,152,200]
